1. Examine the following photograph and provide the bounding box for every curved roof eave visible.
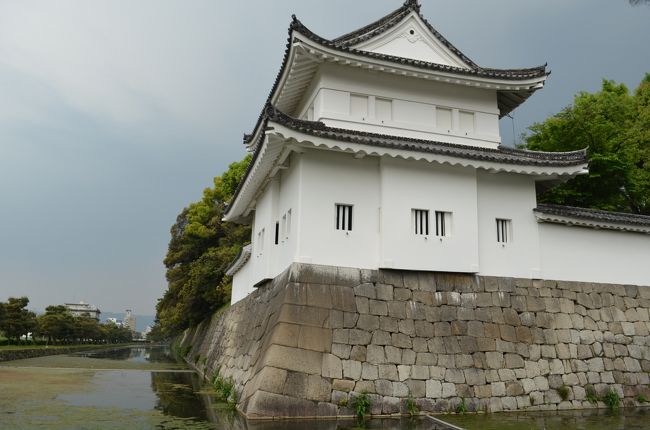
[243,12,549,148]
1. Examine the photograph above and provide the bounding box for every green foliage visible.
[0,297,37,341]
[602,388,621,410]
[525,74,650,215]
[455,397,468,414]
[585,385,599,404]
[212,371,237,409]
[557,385,570,401]
[352,392,372,420]
[0,298,131,345]
[338,397,348,407]
[156,155,252,336]
[636,394,648,403]
[405,395,419,416]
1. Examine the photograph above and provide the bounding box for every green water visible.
[1,347,648,429]
[443,409,650,430]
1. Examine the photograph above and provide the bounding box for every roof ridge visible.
[535,204,650,227]
[332,3,412,45]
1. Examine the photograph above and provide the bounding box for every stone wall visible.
[180,263,650,418]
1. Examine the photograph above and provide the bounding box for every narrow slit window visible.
[435,211,451,237]
[336,204,353,231]
[496,219,511,243]
[412,209,429,235]
[274,222,279,245]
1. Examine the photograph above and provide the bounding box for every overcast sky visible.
[1,0,649,315]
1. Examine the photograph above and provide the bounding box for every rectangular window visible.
[435,211,452,237]
[496,219,511,243]
[412,209,429,235]
[459,111,475,134]
[376,98,392,122]
[350,94,368,119]
[274,222,279,245]
[437,107,452,130]
[336,204,353,231]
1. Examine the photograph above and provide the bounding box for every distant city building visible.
[123,309,136,332]
[64,301,101,320]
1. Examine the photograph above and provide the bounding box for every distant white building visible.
[225,0,650,304]
[124,309,137,332]
[65,301,101,320]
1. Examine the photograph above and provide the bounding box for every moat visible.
[0,345,647,429]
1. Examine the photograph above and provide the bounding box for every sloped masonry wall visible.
[179,263,650,418]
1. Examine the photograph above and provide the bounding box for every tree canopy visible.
[525,74,650,214]
[156,155,252,337]
[0,297,36,341]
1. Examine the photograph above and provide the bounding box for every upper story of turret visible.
[244,0,549,151]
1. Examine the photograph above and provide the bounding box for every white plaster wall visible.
[380,158,479,272]
[231,154,302,303]
[297,63,500,148]
[476,171,541,278]
[539,224,650,286]
[297,149,380,268]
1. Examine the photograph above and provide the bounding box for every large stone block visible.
[277,304,330,328]
[486,352,504,369]
[426,380,443,398]
[342,360,362,380]
[371,330,392,346]
[349,329,372,345]
[246,390,318,419]
[361,362,379,380]
[263,345,322,375]
[379,316,399,333]
[366,344,386,365]
[464,368,486,386]
[330,285,356,312]
[369,300,388,316]
[298,326,332,353]
[322,353,343,379]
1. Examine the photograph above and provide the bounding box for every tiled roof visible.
[244,3,548,146]
[265,105,586,167]
[333,0,481,69]
[534,204,650,228]
[291,17,547,81]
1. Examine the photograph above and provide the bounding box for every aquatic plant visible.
[455,397,468,414]
[602,388,621,410]
[352,392,372,420]
[585,385,598,404]
[406,395,419,417]
[557,385,570,401]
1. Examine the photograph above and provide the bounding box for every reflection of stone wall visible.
[181,263,650,418]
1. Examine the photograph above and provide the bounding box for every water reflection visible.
[75,345,176,364]
[4,346,649,430]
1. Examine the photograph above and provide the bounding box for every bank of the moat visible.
[179,263,650,419]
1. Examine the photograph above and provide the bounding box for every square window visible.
[336,204,353,231]
[412,209,429,235]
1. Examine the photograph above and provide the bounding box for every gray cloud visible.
[0,0,648,314]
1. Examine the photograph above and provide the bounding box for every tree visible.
[156,155,252,336]
[525,75,650,214]
[36,305,75,343]
[0,297,37,341]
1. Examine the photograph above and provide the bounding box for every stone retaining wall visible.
[180,263,650,418]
